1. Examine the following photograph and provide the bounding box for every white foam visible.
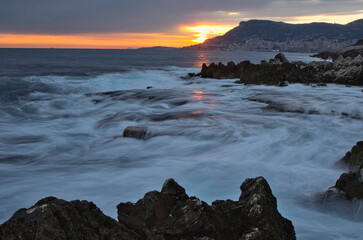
[0,69,363,240]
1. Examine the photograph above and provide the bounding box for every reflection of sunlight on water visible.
[194,51,209,68]
[191,110,208,114]
[191,90,219,105]
[186,90,222,120]
[191,90,205,101]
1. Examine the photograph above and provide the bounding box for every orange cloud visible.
[0,33,195,49]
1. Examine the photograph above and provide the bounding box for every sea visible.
[0,48,362,239]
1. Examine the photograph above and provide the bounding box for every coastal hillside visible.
[185,19,363,52]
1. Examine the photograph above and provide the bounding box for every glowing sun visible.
[183,24,234,43]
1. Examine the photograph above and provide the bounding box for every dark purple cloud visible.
[0,0,362,34]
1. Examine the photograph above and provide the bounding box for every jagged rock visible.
[0,197,140,240]
[1,178,296,240]
[117,177,296,240]
[201,62,241,79]
[341,141,363,167]
[123,126,149,140]
[201,54,323,85]
[198,53,363,86]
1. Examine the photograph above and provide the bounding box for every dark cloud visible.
[0,0,362,34]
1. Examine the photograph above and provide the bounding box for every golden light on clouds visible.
[228,12,240,16]
[183,25,235,43]
[283,11,363,24]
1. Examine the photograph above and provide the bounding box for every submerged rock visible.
[117,177,296,240]
[123,126,149,140]
[0,197,140,240]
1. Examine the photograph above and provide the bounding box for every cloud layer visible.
[0,0,362,34]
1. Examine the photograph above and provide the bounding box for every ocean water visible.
[0,48,362,239]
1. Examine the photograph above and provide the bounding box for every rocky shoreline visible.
[0,177,296,240]
[187,50,362,87]
[1,141,362,239]
[313,40,363,60]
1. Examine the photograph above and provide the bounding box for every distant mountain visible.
[184,19,363,52]
[136,46,179,51]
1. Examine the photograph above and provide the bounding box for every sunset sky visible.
[0,0,363,49]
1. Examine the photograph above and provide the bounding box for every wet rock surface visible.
[342,141,363,167]
[320,141,363,219]
[198,53,363,86]
[334,168,363,200]
[248,96,307,114]
[117,177,296,240]
[86,89,190,107]
[0,177,296,240]
[0,197,140,240]
[123,126,149,140]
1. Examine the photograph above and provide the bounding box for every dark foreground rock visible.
[197,53,363,86]
[0,197,140,240]
[0,177,296,240]
[117,177,296,240]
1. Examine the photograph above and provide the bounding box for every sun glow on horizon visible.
[183,25,234,43]
[0,33,194,49]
